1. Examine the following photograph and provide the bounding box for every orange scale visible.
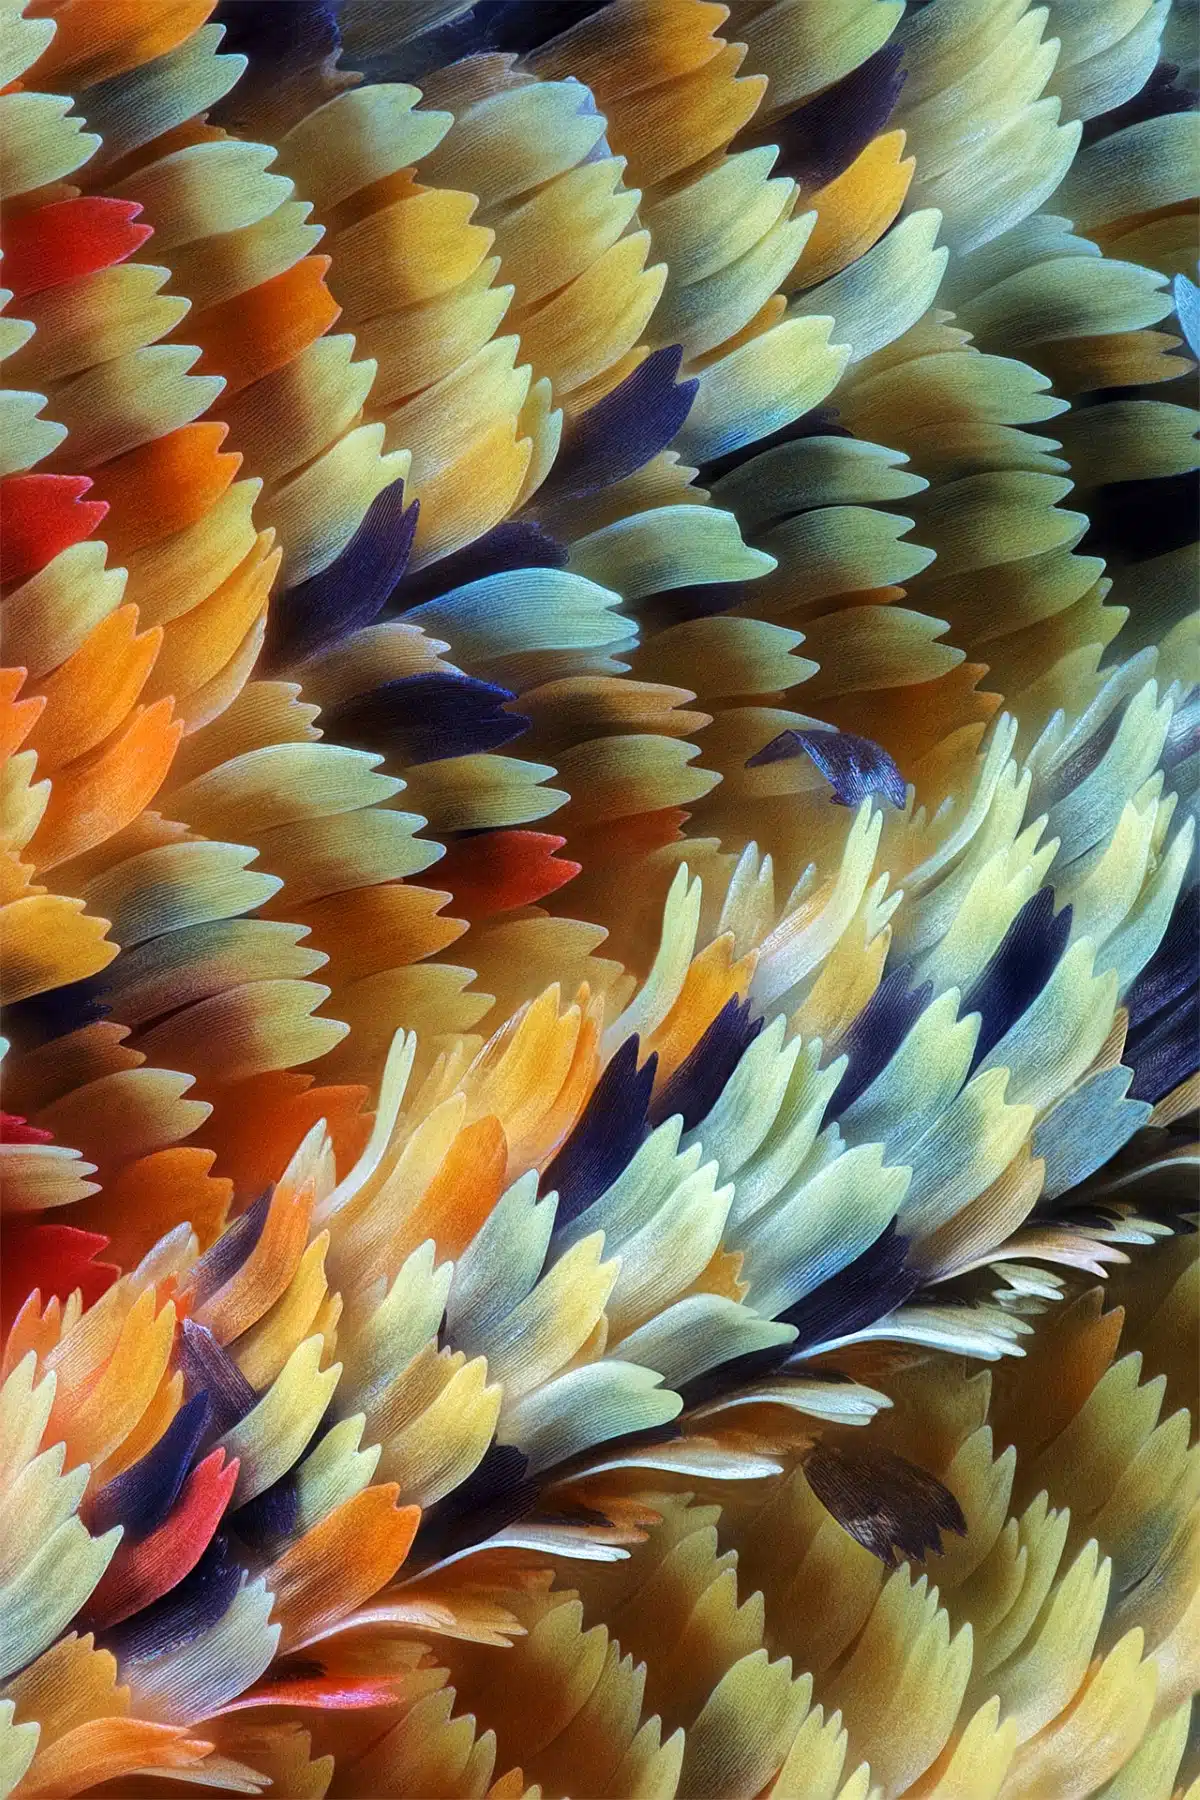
[1088,197,1196,249]
[907,719,994,800]
[293,881,467,984]
[96,422,242,559]
[187,255,340,399]
[50,1288,177,1471]
[521,1001,601,1174]
[644,932,756,1083]
[176,605,268,728]
[3,182,83,222]
[1034,328,1191,394]
[0,669,46,764]
[565,807,690,867]
[564,342,652,416]
[200,1071,372,1192]
[26,605,162,772]
[27,0,217,90]
[686,1243,748,1304]
[768,583,907,627]
[12,1718,216,1798]
[266,1485,422,1654]
[71,1146,233,1269]
[28,698,182,871]
[0,850,36,905]
[330,187,493,318]
[392,1114,508,1267]
[818,660,1000,770]
[52,807,192,892]
[0,1634,123,1747]
[90,1367,184,1485]
[470,988,582,1145]
[791,129,914,290]
[990,1293,1125,1461]
[146,533,280,703]
[0,889,117,1005]
[531,0,726,103]
[488,1769,531,1799]
[409,415,533,567]
[0,1291,68,1381]
[191,1173,313,1344]
[436,831,582,921]
[609,43,767,189]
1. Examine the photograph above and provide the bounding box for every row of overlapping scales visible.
[0,0,1197,1795]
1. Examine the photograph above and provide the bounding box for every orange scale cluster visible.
[182,252,341,402]
[219,74,538,571]
[14,3,719,1195]
[0,7,1195,1796]
[681,561,989,885]
[786,128,915,290]
[3,721,343,1284]
[0,1144,439,1786]
[511,665,715,869]
[5,51,476,1179]
[26,697,183,874]
[191,85,673,1052]
[331,189,532,561]
[3,1700,224,1800]
[1090,198,1199,287]
[66,1144,234,1271]
[533,0,781,392]
[5,295,256,792]
[535,0,765,194]
[0,676,125,1035]
[833,325,1122,754]
[539,0,855,480]
[26,606,163,777]
[1,252,191,886]
[9,1059,210,1214]
[97,418,238,552]
[24,0,219,93]
[1034,325,1192,395]
[139,710,475,1090]
[14,7,719,1075]
[86,62,611,1080]
[820,658,1003,803]
[46,90,397,610]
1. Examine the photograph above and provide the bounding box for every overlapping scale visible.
[1,0,1197,1794]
